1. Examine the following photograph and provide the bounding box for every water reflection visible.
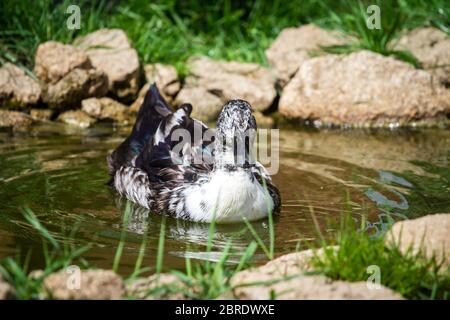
[0,123,449,273]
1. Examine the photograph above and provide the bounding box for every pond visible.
[0,123,449,275]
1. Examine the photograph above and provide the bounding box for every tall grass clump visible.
[319,0,421,67]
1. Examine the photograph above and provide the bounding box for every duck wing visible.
[135,104,214,183]
[107,84,171,181]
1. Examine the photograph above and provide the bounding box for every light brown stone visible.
[385,213,450,269]
[396,27,450,85]
[81,97,132,125]
[57,110,96,128]
[43,269,124,300]
[230,248,403,300]
[266,24,344,86]
[34,41,92,84]
[279,50,450,127]
[174,86,223,122]
[232,274,403,300]
[0,276,15,300]
[75,29,140,100]
[30,109,54,122]
[43,68,108,109]
[144,63,180,98]
[0,110,33,130]
[184,56,276,112]
[126,273,191,300]
[0,63,41,108]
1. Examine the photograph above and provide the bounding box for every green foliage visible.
[1,0,447,74]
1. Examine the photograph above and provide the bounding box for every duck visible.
[107,84,280,223]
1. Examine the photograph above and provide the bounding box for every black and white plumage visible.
[108,84,280,223]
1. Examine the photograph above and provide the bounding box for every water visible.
[0,123,449,274]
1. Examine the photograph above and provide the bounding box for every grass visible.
[309,214,450,300]
[318,0,421,67]
[1,0,448,75]
[0,207,91,299]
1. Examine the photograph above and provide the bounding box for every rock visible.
[57,110,96,128]
[28,270,45,280]
[396,27,450,85]
[126,273,191,300]
[231,248,331,287]
[43,68,108,109]
[266,24,344,86]
[0,276,15,300]
[129,83,150,113]
[183,56,276,112]
[43,269,124,300]
[0,63,41,108]
[34,41,92,84]
[82,97,132,125]
[174,86,223,122]
[230,248,403,300]
[385,213,450,269]
[75,29,140,101]
[0,110,33,130]
[232,274,403,300]
[144,63,180,98]
[279,51,450,127]
[130,79,179,114]
[30,109,54,122]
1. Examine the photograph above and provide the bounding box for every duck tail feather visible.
[107,83,173,178]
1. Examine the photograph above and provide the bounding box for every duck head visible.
[214,99,257,169]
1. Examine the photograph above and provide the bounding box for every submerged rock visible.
[396,27,450,85]
[82,97,132,125]
[266,24,344,86]
[30,109,54,122]
[75,28,140,101]
[230,248,403,300]
[0,63,41,108]
[126,273,191,300]
[279,51,450,127]
[0,110,33,130]
[43,68,108,109]
[385,213,450,269]
[181,56,276,113]
[34,41,92,84]
[57,110,96,128]
[43,269,124,300]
